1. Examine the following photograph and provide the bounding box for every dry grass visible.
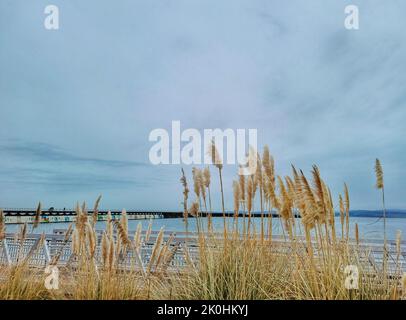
[0,148,405,300]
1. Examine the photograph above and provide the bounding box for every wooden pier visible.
[1,208,296,224]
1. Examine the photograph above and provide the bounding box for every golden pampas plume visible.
[192,167,201,198]
[120,209,128,238]
[86,222,97,258]
[233,180,241,218]
[203,167,211,188]
[33,202,41,229]
[189,201,199,217]
[180,168,189,222]
[208,138,223,170]
[71,228,80,255]
[133,222,142,250]
[247,176,254,215]
[92,195,102,226]
[0,209,5,240]
[239,174,245,202]
[101,231,110,267]
[108,235,115,271]
[375,158,384,189]
[106,211,113,239]
[198,169,207,205]
[262,146,272,180]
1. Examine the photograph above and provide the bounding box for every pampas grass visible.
[133,222,143,250]
[33,202,41,230]
[375,159,384,189]
[106,211,113,239]
[145,220,152,243]
[114,219,131,249]
[208,139,226,233]
[147,227,164,274]
[180,168,189,226]
[71,228,80,255]
[189,201,199,218]
[203,167,212,213]
[192,167,201,200]
[92,195,102,226]
[101,232,110,268]
[256,151,264,240]
[86,222,97,258]
[375,158,387,266]
[233,180,240,220]
[0,209,5,240]
[108,235,115,272]
[344,183,350,241]
[203,167,213,231]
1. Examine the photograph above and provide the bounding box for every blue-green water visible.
[5,216,406,241]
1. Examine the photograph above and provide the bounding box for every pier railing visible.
[0,230,203,272]
[1,229,405,276]
[1,208,293,224]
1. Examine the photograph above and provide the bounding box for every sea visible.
[4,213,406,241]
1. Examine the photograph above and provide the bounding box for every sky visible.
[0,0,405,211]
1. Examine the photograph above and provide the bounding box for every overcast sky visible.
[0,0,405,211]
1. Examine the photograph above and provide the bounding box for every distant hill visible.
[246,210,406,218]
[347,210,406,218]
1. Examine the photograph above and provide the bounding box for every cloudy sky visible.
[0,0,405,211]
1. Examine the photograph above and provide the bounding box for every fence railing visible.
[1,229,405,275]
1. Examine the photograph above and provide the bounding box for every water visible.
[5,216,406,241]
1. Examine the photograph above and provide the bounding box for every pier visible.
[1,208,297,224]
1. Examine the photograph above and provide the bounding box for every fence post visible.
[2,239,12,266]
[43,240,51,264]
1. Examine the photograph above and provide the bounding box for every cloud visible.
[0,166,151,189]
[0,141,147,168]
[0,0,405,210]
